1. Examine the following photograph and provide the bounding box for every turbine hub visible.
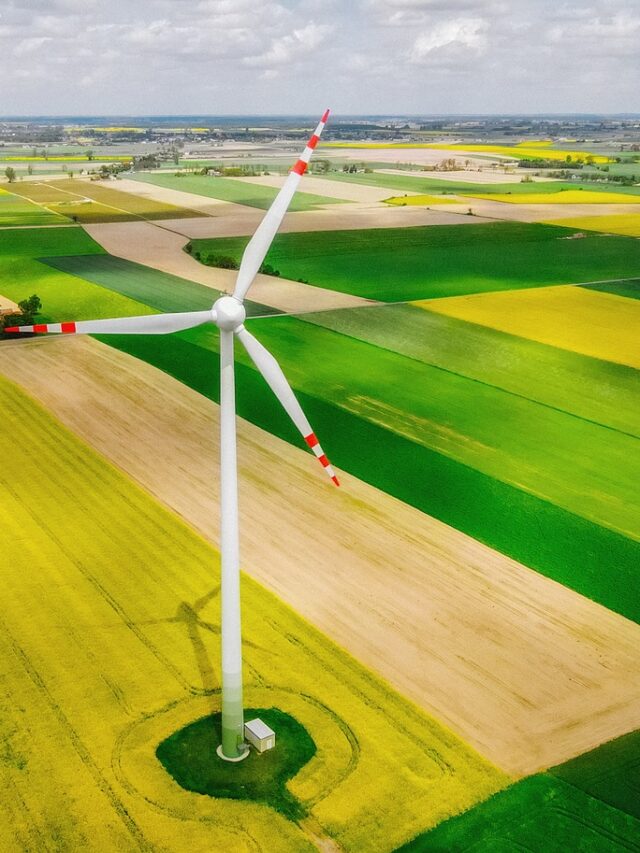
[214,296,246,331]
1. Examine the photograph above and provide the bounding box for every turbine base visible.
[216,743,250,763]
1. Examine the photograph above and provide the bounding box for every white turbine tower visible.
[5,110,338,762]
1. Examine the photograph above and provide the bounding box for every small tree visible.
[2,294,42,332]
[19,294,42,319]
[5,166,16,183]
[27,164,33,176]
[86,150,94,161]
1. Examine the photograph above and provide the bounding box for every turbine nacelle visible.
[213,296,245,331]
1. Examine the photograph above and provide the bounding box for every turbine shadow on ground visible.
[137,585,267,708]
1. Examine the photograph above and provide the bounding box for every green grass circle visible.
[156,707,316,820]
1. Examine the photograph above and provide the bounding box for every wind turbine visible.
[5,109,339,762]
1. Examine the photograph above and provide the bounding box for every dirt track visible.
[3,334,640,777]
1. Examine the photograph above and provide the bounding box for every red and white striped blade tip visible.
[304,431,340,487]
[3,323,75,334]
[291,108,331,177]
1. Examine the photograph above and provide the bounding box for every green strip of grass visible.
[41,255,277,317]
[581,279,640,301]
[551,730,640,822]
[100,332,640,623]
[129,172,345,211]
[396,773,640,852]
[188,222,640,301]
[157,708,315,821]
[299,304,640,439]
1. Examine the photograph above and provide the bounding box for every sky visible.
[0,0,638,116]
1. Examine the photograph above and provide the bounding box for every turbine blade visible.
[232,109,330,304]
[236,324,339,486]
[4,310,214,336]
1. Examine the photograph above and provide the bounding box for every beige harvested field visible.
[3,334,640,777]
[149,204,494,239]
[0,294,19,315]
[376,169,557,183]
[82,221,377,314]
[330,148,492,169]
[110,176,228,213]
[436,198,640,223]
[231,174,416,203]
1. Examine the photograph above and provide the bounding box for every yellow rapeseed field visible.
[0,375,508,853]
[544,214,640,237]
[467,190,640,205]
[384,194,458,206]
[416,285,640,370]
[515,140,552,148]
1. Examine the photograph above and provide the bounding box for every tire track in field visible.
[0,612,152,852]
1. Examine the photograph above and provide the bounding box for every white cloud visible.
[13,36,53,55]
[0,0,637,114]
[243,21,332,67]
[410,16,488,61]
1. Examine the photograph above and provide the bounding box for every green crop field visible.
[398,774,640,851]
[129,172,345,211]
[0,375,506,852]
[182,316,640,542]
[2,215,640,850]
[321,170,640,197]
[41,254,277,318]
[551,730,640,821]
[581,279,640,300]
[0,223,103,257]
[401,729,640,851]
[299,304,640,439]
[0,188,67,227]
[187,222,640,301]
[3,226,640,623]
[101,326,640,624]
[0,226,156,324]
